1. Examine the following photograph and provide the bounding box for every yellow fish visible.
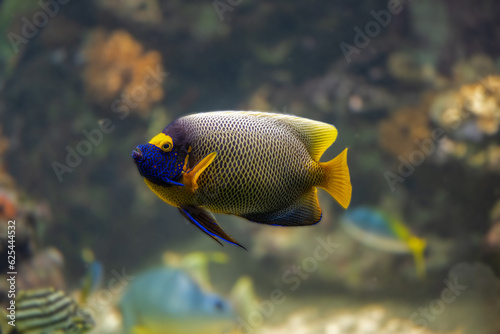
[132,111,352,248]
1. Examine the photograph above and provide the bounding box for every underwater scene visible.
[1,0,500,333]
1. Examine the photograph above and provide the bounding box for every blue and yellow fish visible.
[79,249,103,305]
[132,111,352,248]
[341,207,427,279]
[119,267,235,334]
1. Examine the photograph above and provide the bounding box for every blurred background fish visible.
[119,266,236,334]
[78,249,104,305]
[341,206,427,279]
[4,288,94,334]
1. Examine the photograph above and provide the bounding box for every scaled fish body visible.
[132,111,352,248]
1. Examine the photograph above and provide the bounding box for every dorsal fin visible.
[194,111,338,161]
[272,113,337,161]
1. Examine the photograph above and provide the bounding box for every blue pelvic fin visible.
[178,205,246,250]
[147,175,185,187]
[163,178,185,187]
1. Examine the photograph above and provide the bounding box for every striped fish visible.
[10,288,94,334]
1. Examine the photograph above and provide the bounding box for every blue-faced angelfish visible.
[341,207,427,279]
[119,267,235,334]
[132,111,352,248]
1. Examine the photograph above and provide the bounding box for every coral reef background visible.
[0,0,499,333]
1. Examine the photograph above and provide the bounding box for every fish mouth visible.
[132,147,143,162]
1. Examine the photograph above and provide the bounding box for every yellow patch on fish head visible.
[149,133,174,152]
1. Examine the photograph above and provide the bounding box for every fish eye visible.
[161,141,173,152]
[214,300,224,311]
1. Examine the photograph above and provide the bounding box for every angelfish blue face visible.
[132,143,185,187]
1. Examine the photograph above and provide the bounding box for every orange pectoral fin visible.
[182,152,217,191]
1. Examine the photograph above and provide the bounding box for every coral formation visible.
[428,75,500,171]
[0,190,17,220]
[431,75,500,135]
[82,29,165,115]
[387,51,438,86]
[2,1,500,333]
[452,54,498,84]
[379,106,432,160]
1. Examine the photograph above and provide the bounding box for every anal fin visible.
[242,188,322,226]
[178,205,246,250]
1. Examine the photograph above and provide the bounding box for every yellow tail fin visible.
[319,148,352,209]
[408,236,427,280]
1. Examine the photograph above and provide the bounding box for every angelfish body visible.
[132,111,352,248]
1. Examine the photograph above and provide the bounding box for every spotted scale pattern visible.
[173,112,325,223]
